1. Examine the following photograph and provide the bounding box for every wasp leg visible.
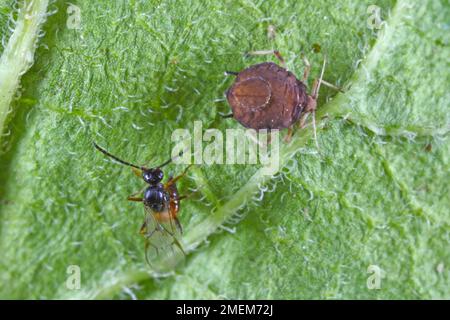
[246,50,285,68]
[174,217,183,234]
[127,186,146,201]
[139,221,147,235]
[160,224,186,255]
[144,240,161,267]
[176,184,204,201]
[177,195,189,201]
[131,167,142,178]
[164,164,193,188]
[128,196,143,202]
[144,241,151,266]
[172,236,186,255]
[165,213,183,234]
[164,206,179,236]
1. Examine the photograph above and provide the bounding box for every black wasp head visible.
[142,168,164,185]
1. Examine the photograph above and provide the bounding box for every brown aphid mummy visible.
[226,62,312,130]
[225,50,333,141]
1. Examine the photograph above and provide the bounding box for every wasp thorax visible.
[144,184,169,212]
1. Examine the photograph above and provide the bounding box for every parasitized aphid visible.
[224,50,342,144]
[93,142,192,270]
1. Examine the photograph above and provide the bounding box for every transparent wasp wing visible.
[141,205,185,272]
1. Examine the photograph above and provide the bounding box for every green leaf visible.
[0,0,448,299]
[0,0,49,141]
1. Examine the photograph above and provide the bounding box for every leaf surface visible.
[0,0,448,299]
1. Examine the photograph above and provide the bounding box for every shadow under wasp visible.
[93,142,192,269]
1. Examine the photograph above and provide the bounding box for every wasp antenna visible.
[157,157,173,168]
[158,148,190,168]
[93,142,145,170]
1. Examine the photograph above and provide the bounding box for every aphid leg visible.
[310,79,320,107]
[301,55,341,92]
[319,79,344,92]
[284,126,294,143]
[224,71,239,76]
[312,110,319,150]
[298,112,310,129]
[273,50,285,67]
[164,164,193,188]
[246,50,286,68]
[305,79,320,149]
[301,53,311,82]
[307,57,327,150]
[298,111,319,148]
[221,113,234,119]
[312,57,327,99]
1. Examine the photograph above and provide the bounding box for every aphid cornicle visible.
[225,50,339,142]
[93,142,191,267]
